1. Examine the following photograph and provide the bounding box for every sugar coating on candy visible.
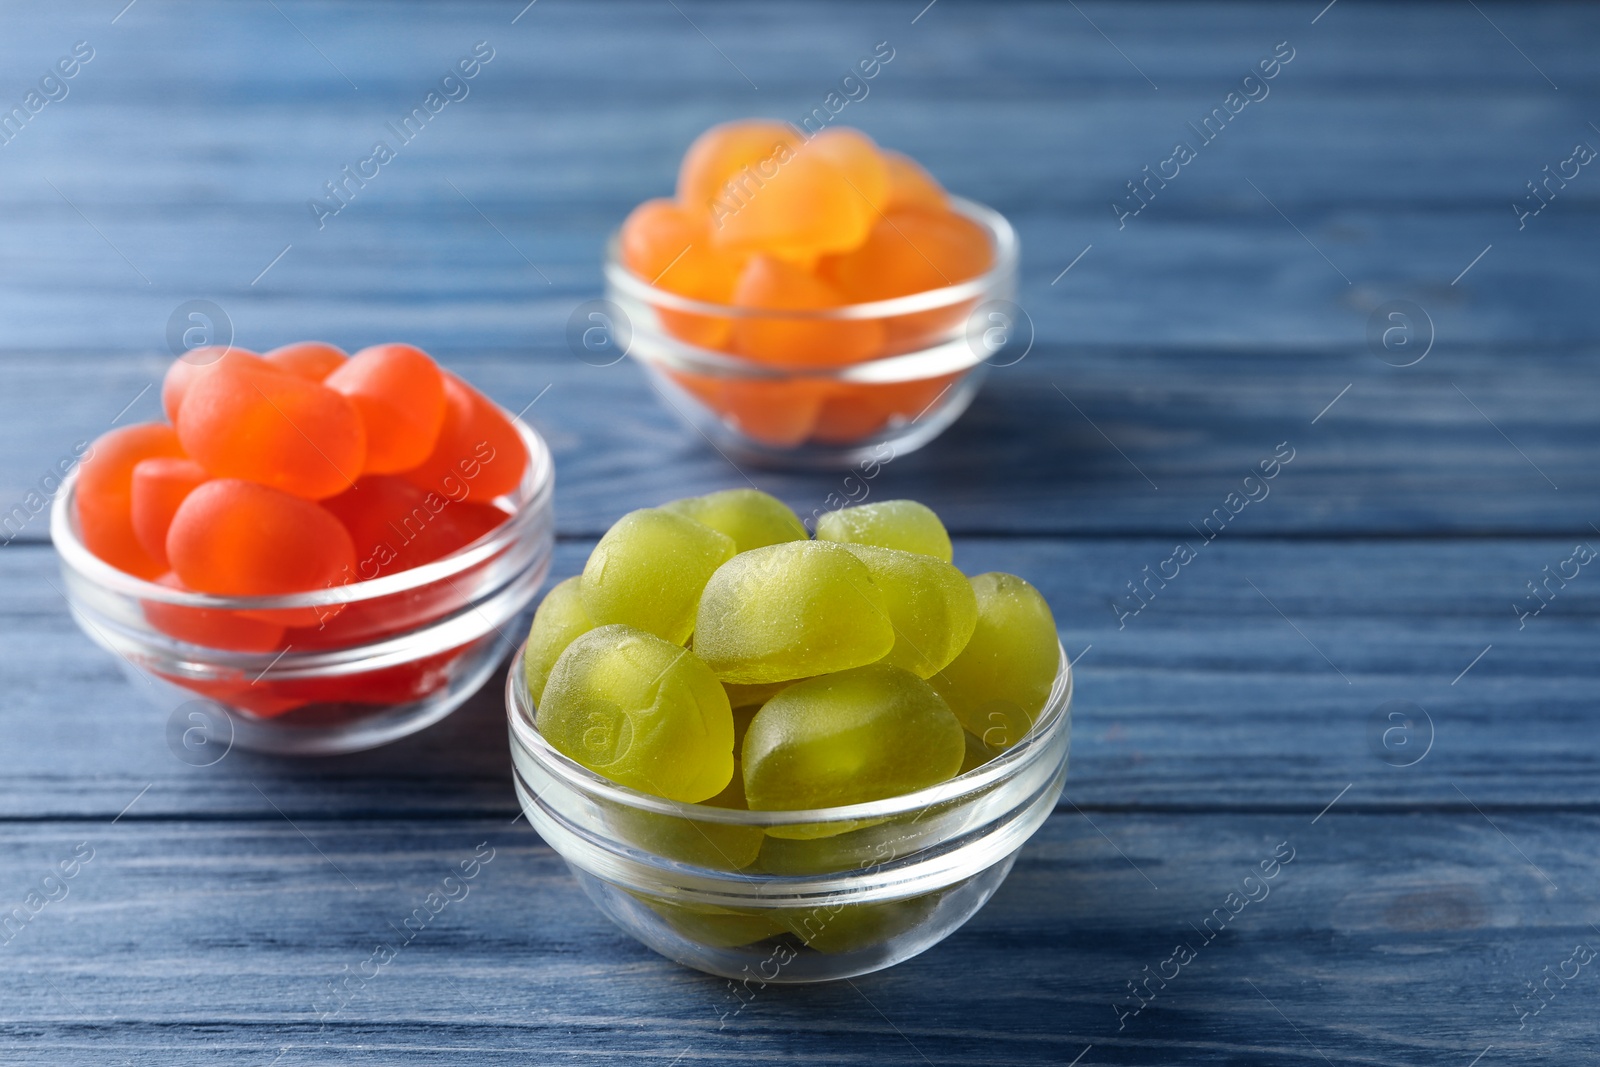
[130,458,210,570]
[161,347,267,423]
[403,373,527,504]
[177,363,366,500]
[741,663,964,812]
[75,423,188,579]
[581,508,735,645]
[167,479,356,596]
[930,572,1059,750]
[522,576,595,704]
[537,624,734,802]
[264,341,348,382]
[834,543,977,678]
[326,343,448,474]
[694,540,895,684]
[815,499,952,562]
[660,488,807,553]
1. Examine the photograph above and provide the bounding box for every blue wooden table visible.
[3,1,1598,1063]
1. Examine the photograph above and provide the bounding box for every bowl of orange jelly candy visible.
[50,342,554,755]
[605,120,1018,467]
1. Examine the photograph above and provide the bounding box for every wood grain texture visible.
[2,813,1595,1065]
[2,0,1597,1063]
[2,535,1594,820]
[1,345,1596,539]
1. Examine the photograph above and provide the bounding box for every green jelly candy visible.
[835,543,977,678]
[723,679,797,709]
[581,508,735,644]
[522,576,594,705]
[662,488,807,553]
[931,573,1059,750]
[815,499,952,562]
[608,754,763,872]
[634,894,784,949]
[538,624,734,802]
[695,541,895,684]
[742,664,964,816]
[959,728,1000,774]
[774,891,942,955]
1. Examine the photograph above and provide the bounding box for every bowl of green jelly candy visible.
[504,491,1072,984]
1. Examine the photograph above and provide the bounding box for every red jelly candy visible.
[402,374,527,504]
[161,347,269,422]
[325,344,448,474]
[264,341,349,382]
[130,458,210,570]
[75,424,187,578]
[167,479,355,596]
[177,363,366,500]
[142,573,287,653]
[323,476,507,580]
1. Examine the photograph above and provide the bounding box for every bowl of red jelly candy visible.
[51,341,553,755]
[605,120,1019,468]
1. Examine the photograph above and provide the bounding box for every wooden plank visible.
[2,534,1594,820]
[2,345,1595,541]
[0,4,1596,352]
[1,810,1594,1064]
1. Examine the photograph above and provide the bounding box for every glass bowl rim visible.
[603,195,1018,323]
[505,638,1071,828]
[51,411,554,611]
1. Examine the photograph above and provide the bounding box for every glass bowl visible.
[604,196,1020,469]
[50,418,554,756]
[506,641,1070,983]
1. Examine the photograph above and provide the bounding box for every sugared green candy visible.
[662,488,807,553]
[537,624,734,802]
[931,573,1059,751]
[522,576,594,703]
[835,543,976,678]
[742,664,965,813]
[695,541,894,684]
[581,508,734,644]
[815,499,952,562]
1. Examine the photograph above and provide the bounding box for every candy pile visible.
[74,342,528,658]
[524,491,1059,809]
[620,121,995,447]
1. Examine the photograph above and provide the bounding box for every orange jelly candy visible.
[75,424,188,579]
[161,346,268,423]
[621,199,739,350]
[403,374,527,504]
[167,479,356,597]
[264,341,348,382]
[177,363,366,500]
[686,121,873,260]
[666,370,826,449]
[882,150,948,212]
[143,572,287,653]
[821,208,992,302]
[677,120,802,217]
[731,254,885,367]
[807,127,890,214]
[130,457,210,570]
[325,343,447,474]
